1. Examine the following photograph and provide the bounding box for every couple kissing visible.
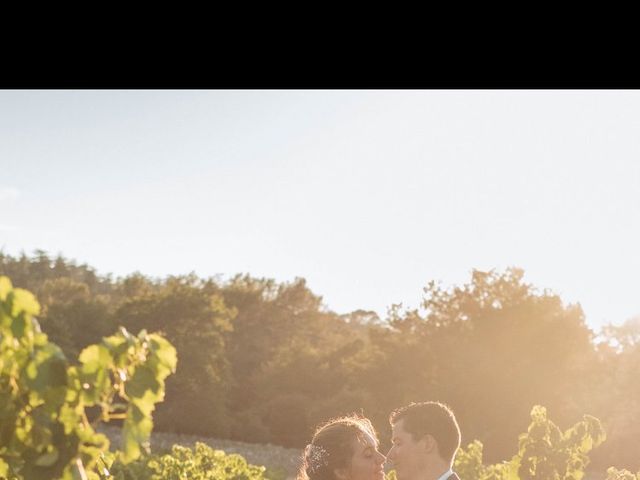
[299,402,460,480]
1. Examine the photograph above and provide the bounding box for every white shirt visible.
[435,469,453,480]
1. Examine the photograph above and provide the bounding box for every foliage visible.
[3,251,640,472]
[454,405,605,480]
[114,277,235,437]
[0,276,176,479]
[455,437,518,480]
[605,468,640,480]
[590,317,640,470]
[380,268,599,465]
[516,405,605,480]
[105,442,268,480]
[38,277,114,360]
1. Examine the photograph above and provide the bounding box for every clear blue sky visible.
[2,90,639,331]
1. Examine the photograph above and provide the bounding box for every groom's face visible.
[387,419,428,480]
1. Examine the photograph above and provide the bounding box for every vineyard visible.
[97,424,302,479]
[0,274,639,480]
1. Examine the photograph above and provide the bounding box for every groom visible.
[387,401,461,480]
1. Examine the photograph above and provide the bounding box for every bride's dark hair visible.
[297,414,379,480]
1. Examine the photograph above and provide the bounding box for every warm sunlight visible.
[1,90,639,479]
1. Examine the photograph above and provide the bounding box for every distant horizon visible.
[1,245,631,334]
[2,90,639,334]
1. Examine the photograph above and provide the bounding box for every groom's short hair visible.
[389,401,461,464]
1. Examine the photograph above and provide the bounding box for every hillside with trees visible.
[1,250,638,473]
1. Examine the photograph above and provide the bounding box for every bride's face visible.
[338,431,386,480]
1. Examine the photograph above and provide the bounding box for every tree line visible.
[1,251,637,473]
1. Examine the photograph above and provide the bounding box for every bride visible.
[298,415,386,480]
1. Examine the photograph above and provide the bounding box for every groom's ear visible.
[419,434,436,454]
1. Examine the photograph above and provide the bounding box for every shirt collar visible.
[435,468,453,480]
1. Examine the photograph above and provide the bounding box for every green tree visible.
[114,275,234,437]
[386,268,597,463]
[36,278,114,359]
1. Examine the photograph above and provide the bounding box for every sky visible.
[1,90,639,332]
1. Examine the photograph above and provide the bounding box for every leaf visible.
[12,287,41,317]
[77,345,112,405]
[25,343,68,392]
[102,331,132,368]
[78,345,112,371]
[579,435,593,452]
[0,457,9,477]
[0,276,13,301]
[149,334,178,372]
[59,404,81,435]
[132,389,162,417]
[124,365,160,399]
[121,403,153,463]
[35,448,60,467]
[10,312,27,339]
